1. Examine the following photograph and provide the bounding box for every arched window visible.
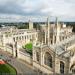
[60,61,64,74]
[36,52,40,62]
[44,52,52,68]
[70,64,75,74]
[72,69,75,73]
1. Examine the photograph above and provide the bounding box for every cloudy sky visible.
[0,0,75,22]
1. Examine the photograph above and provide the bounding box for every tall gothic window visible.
[36,52,40,62]
[44,52,52,68]
[60,61,64,74]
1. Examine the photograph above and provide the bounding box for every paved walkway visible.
[0,49,38,75]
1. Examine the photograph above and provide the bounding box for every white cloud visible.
[0,0,75,21]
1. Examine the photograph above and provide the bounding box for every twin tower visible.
[47,17,60,45]
[28,17,60,45]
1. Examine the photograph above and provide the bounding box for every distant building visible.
[29,20,33,30]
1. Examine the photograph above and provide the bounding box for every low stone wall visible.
[6,46,13,54]
[0,45,13,54]
[18,50,32,64]
[33,61,53,74]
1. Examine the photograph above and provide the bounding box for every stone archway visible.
[44,52,52,68]
[13,41,20,58]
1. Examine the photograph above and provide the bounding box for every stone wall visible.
[0,45,13,54]
[33,61,53,74]
[18,50,32,64]
[55,55,69,74]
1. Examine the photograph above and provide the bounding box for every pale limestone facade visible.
[0,18,75,74]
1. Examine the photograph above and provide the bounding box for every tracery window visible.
[44,52,52,68]
[36,52,40,62]
[60,61,64,74]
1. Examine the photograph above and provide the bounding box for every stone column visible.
[56,17,60,43]
[32,46,37,63]
[2,34,6,51]
[35,33,37,45]
[47,17,50,45]
[25,36,26,43]
[55,57,60,73]
[12,42,16,57]
[60,36,62,41]
[45,31,47,44]
[16,42,20,58]
[40,47,43,65]
[53,34,55,45]
[26,35,27,43]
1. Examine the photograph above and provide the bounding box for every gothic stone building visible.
[0,18,75,74]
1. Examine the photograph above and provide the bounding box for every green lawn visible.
[0,63,17,75]
[25,43,33,50]
[23,43,33,55]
